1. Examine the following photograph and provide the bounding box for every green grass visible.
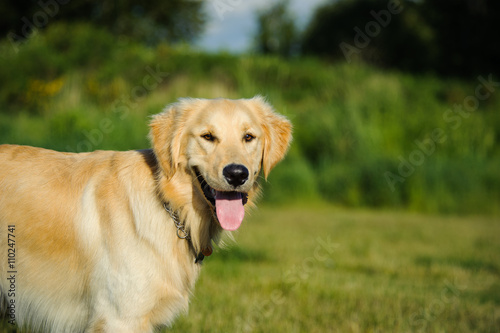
[1,207,499,332]
[163,206,499,332]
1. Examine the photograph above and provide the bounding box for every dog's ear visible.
[251,96,293,179]
[149,102,186,179]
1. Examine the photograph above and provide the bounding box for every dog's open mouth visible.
[194,168,248,231]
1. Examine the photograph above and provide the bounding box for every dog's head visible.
[150,96,292,231]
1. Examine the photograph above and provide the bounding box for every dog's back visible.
[0,145,193,332]
[0,145,99,331]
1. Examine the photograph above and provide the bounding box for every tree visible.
[419,0,500,77]
[302,0,500,77]
[302,0,435,71]
[1,0,206,45]
[254,0,298,57]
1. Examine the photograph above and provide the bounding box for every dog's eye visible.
[201,133,214,141]
[244,134,255,142]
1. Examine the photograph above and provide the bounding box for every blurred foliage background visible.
[0,0,499,215]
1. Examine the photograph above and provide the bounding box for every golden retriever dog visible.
[0,96,292,332]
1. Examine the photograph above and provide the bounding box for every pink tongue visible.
[215,191,245,231]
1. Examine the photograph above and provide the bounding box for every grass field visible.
[164,205,499,333]
[1,207,499,332]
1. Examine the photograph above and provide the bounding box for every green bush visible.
[1,23,499,214]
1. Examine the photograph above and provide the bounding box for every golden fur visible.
[0,97,292,332]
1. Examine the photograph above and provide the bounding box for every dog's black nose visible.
[223,164,249,187]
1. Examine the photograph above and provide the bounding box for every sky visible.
[195,0,330,53]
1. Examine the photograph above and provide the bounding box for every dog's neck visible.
[163,202,213,264]
[140,148,221,263]
[155,172,220,260]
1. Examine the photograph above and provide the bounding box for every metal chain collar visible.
[163,202,190,240]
